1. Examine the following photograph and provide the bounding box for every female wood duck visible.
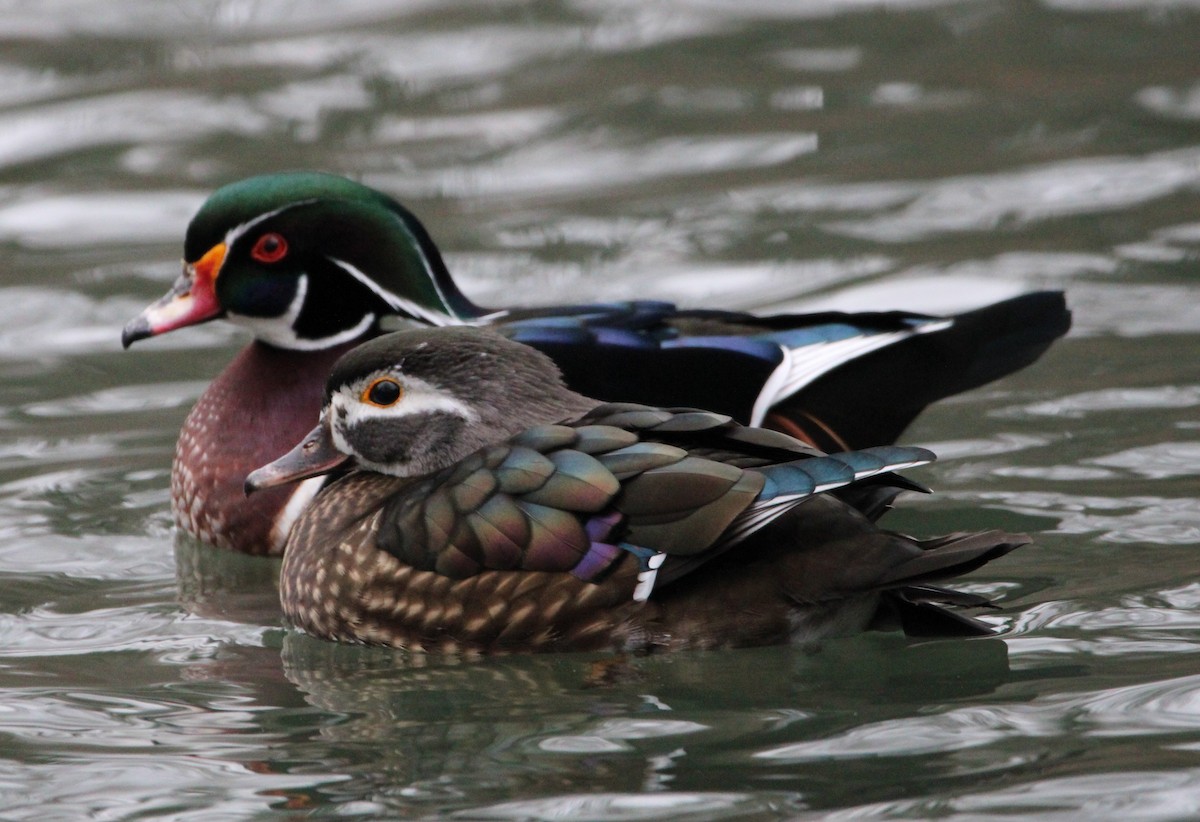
[122,172,1070,556]
[245,327,1028,653]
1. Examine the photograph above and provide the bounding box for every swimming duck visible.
[123,172,1069,555]
[245,327,1028,653]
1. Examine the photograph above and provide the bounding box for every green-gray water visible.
[3,1,1200,818]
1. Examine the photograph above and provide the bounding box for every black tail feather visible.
[773,291,1071,450]
[877,530,1031,588]
[883,593,1001,637]
[873,530,1031,637]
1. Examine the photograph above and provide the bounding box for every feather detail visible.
[376,411,934,601]
[272,327,1030,652]
[533,450,619,511]
[718,447,935,550]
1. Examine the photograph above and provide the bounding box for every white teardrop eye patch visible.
[361,377,403,407]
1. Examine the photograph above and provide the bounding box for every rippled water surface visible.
[3,1,1200,818]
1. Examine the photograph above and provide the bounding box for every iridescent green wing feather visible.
[578,402,826,467]
[373,421,767,585]
[373,409,936,603]
[377,434,616,578]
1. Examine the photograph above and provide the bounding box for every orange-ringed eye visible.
[250,232,288,264]
[362,377,402,407]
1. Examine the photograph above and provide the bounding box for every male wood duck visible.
[122,172,1070,556]
[245,327,1029,653]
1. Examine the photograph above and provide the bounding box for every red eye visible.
[250,232,288,264]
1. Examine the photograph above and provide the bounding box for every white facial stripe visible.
[474,309,510,323]
[223,199,319,250]
[388,213,460,318]
[220,199,464,347]
[234,312,375,351]
[226,273,376,350]
[223,199,385,349]
[333,375,479,431]
[329,372,479,475]
[327,257,461,327]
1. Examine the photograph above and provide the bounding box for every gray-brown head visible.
[246,327,597,489]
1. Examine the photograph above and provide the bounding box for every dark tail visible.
[768,291,1071,451]
[872,530,1032,637]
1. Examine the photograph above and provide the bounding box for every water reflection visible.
[457,791,792,821]
[391,133,821,199]
[976,491,1200,546]
[821,149,1200,243]
[269,633,1016,815]
[539,718,708,754]
[3,0,1200,818]
[1013,386,1200,419]
[174,536,283,626]
[794,768,1200,821]
[0,92,271,169]
[278,635,690,812]
[0,290,155,358]
[1137,82,1200,121]
[0,191,203,248]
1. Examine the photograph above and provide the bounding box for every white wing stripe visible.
[718,455,934,548]
[749,320,953,426]
[632,552,666,602]
[328,257,463,327]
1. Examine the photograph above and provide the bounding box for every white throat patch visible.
[227,274,376,350]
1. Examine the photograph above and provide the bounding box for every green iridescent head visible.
[123,172,477,350]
